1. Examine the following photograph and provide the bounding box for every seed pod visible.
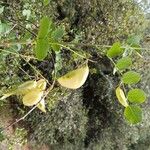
[116,87,129,107]
[37,98,46,113]
[22,89,43,106]
[36,79,47,91]
[18,80,37,94]
[58,65,89,89]
[0,80,37,100]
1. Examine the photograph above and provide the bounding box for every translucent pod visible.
[58,65,89,89]
[116,86,129,107]
[22,89,44,106]
[0,80,37,100]
[36,79,47,91]
[37,98,46,113]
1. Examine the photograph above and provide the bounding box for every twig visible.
[56,43,96,63]
[0,48,37,60]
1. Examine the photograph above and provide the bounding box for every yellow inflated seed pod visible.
[22,89,43,106]
[17,80,37,94]
[36,79,47,91]
[0,80,37,100]
[115,86,129,107]
[37,99,46,113]
[57,64,89,89]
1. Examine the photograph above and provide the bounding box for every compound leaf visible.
[122,71,141,84]
[35,38,49,60]
[124,105,142,124]
[37,16,51,39]
[127,89,146,104]
[107,42,124,58]
[116,57,132,70]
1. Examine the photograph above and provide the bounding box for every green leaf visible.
[35,38,49,60]
[37,16,51,39]
[51,26,64,41]
[43,0,50,6]
[127,35,141,46]
[122,71,141,84]
[107,42,124,58]
[51,43,61,51]
[0,22,11,35]
[0,128,5,142]
[124,105,142,124]
[127,35,141,53]
[116,57,132,70]
[0,6,4,14]
[127,89,146,104]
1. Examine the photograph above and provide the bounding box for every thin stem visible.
[57,43,96,63]
[0,49,37,60]
[0,40,149,51]
[67,42,150,51]
[0,40,34,47]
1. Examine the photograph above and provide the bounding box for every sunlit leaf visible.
[58,64,89,89]
[115,87,128,107]
[127,89,146,104]
[35,38,49,60]
[37,99,46,113]
[116,57,132,70]
[124,105,142,124]
[37,16,51,39]
[22,89,43,106]
[107,42,124,58]
[122,71,141,84]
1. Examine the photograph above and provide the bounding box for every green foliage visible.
[127,35,141,47]
[107,41,146,124]
[0,128,5,142]
[34,17,65,60]
[0,6,4,14]
[124,105,142,124]
[35,38,49,60]
[106,42,124,58]
[127,89,146,104]
[0,21,11,39]
[37,16,51,39]
[35,16,51,60]
[116,57,132,70]
[43,0,50,6]
[122,71,141,84]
